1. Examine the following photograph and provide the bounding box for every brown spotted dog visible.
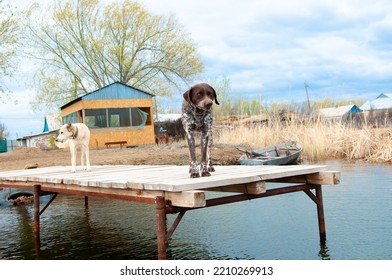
[181,83,220,178]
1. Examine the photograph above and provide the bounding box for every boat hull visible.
[239,142,302,166]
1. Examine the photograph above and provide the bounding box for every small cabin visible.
[319,105,362,120]
[60,82,155,148]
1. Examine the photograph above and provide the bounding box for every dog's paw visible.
[200,162,211,177]
[189,162,200,178]
[82,165,91,171]
[208,165,215,172]
[190,172,200,178]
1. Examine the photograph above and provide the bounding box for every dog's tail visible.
[55,139,70,149]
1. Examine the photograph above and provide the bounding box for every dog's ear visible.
[183,86,193,103]
[211,86,220,105]
[66,123,73,133]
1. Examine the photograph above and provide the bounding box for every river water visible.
[1,161,391,260]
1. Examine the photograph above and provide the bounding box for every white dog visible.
[55,123,91,172]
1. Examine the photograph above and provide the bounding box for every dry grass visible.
[214,116,392,163]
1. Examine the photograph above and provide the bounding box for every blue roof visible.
[61,82,154,110]
[43,118,49,132]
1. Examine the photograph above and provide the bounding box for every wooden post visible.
[84,196,89,207]
[33,184,41,256]
[315,185,326,243]
[156,196,167,260]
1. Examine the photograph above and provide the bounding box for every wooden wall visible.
[89,126,155,148]
[61,99,153,115]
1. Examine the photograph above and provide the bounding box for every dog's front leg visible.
[81,144,85,170]
[207,129,215,172]
[81,143,91,171]
[69,141,77,173]
[200,129,211,177]
[185,128,200,178]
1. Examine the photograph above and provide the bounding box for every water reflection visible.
[11,205,36,259]
[318,241,330,260]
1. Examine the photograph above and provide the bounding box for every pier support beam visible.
[303,185,326,243]
[156,196,167,260]
[315,185,326,243]
[33,184,41,256]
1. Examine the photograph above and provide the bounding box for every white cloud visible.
[141,0,392,95]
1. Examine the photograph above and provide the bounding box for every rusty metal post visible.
[33,184,41,256]
[315,185,326,243]
[156,196,167,260]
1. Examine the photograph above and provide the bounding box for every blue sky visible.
[1,0,392,138]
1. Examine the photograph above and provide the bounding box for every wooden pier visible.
[0,164,340,259]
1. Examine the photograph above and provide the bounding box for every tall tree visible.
[0,0,21,100]
[25,0,204,110]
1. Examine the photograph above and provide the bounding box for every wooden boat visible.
[238,141,302,165]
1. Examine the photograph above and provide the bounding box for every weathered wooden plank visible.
[0,166,68,182]
[268,171,341,185]
[165,190,206,207]
[60,165,172,188]
[206,181,266,194]
[141,165,328,192]
[0,180,205,208]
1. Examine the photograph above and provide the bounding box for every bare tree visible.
[25,0,204,111]
[0,0,21,99]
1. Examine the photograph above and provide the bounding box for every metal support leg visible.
[304,185,327,243]
[156,196,167,260]
[166,210,187,241]
[33,184,41,256]
[39,193,58,216]
[315,186,326,243]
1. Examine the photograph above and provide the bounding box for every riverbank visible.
[0,143,243,172]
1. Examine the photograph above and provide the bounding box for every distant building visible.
[60,82,155,148]
[155,113,181,122]
[43,113,62,132]
[319,105,362,120]
[16,131,56,149]
[17,113,61,149]
[360,93,392,111]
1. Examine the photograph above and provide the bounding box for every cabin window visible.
[83,108,148,128]
[62,112,78,124]
[108,108,131,127]
[131,108,148,127]
[85,109,107,128]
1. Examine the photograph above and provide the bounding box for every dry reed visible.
[214,116,392,163]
